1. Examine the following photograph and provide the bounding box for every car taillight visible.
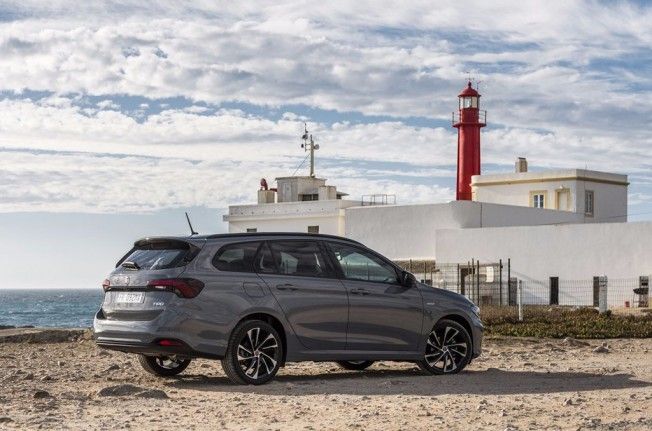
[102,279,111,292]
[146,278,204,298]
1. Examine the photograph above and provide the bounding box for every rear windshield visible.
[119,241,195,270]
[123,249,187,270]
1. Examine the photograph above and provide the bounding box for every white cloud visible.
[0,1,650,214]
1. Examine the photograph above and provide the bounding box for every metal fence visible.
[393,259,650,310]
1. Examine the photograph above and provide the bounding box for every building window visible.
[307,225,319,234]
[585,190,594,217]
[300,194,318,201]
[246,228,257,233]
[532,193,545,208]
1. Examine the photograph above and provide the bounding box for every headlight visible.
[471,304,480,316]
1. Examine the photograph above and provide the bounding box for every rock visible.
[40,375,53,381]
[104,364,120,372]
[563,398,573,406]
[593,343,610,354]
[0,417,14,423]
[23,373,34,381]
[98,384,143,397]
[563,337,589,347]
[136,389,169,400]
[98,384,168,400]
[97,350,111,357]
[57,360,65,366]
[0,328,87,343]
[33,390,52,399]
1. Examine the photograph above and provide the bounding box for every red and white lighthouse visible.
[453,82,486,200]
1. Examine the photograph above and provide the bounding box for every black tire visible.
[221,319,283,385]
[138,355,191,377]
[336,360,375,371]
[417,319,472,375]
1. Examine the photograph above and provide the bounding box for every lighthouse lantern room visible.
[453,82,486,200]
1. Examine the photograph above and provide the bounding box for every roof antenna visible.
[185,212,198,236]
[300,122,319,177]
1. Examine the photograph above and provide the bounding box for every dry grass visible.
[481,305,652,338]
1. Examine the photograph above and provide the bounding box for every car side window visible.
[253,242,277,274]
[212,242,261,272]
[327,242,399,284]
[268,241,333,278]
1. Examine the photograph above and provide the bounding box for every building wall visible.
[435,222,652,305]
[472,170,628,222]
[344,201,585,259]
[224,199,357,235]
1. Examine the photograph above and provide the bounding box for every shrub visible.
[480,305,652,338]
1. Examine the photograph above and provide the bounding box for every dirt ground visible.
[0,334,651,430]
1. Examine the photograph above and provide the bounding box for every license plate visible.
[115,292,145,304]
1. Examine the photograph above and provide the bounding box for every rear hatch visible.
[101,237,204,321]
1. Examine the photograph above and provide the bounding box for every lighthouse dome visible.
[459,82,480,97]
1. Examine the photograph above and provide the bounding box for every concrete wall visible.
[345,201,585,259]
[436,221,652,306]
[473,170,628,222]
[224,199,357,235]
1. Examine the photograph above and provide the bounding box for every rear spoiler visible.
[115,237,204,268]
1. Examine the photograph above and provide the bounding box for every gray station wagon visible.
[94,233,483,385]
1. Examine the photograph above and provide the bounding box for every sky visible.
[1,1,651,289]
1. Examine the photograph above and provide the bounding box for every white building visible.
[224,176,356,235]
[472,160,628,222]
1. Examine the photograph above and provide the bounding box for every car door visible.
[326,241,423,352]
[256,240,348,351]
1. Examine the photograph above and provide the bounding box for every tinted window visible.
[213,242,261,272]
[122,248,189,270]
[328,242,399,284]
[253,242,277,274]
[268,241,332,278]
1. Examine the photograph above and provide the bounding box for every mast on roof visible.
[300,123,320,177]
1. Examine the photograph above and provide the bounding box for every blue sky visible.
[1,1,651,288]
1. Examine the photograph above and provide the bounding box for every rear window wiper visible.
[121,261,141,270]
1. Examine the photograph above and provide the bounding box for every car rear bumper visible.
[95,339,222,359]
[93,308,228,359]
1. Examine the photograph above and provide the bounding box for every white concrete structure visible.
[224,175,355,235]
[436,221,652,307]
[472,168,628,222]
[224,199,358,235]
[344,201,585,260]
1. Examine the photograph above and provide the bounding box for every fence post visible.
[598,275,608,314]
[517,280,523,322]
[499,259,503,306]
[476,260,480,304]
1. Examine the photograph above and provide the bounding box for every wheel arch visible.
[235,312,288,366]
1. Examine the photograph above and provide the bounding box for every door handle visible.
[276,283,298,291]
[350,288,371,295]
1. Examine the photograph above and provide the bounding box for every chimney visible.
[515,157,528,173]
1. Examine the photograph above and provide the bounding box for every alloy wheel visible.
[236,327,280,380]
[424,325,469,373]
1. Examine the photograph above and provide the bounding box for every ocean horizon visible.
[0,289,103,328]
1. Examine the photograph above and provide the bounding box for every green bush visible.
[480,306,652,338]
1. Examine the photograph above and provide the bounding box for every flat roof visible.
[472,169,628,186]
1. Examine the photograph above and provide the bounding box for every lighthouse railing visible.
[452,110,486,126]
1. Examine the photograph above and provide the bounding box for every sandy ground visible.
[0,333,650,430]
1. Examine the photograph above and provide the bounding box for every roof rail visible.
[204,232,362,244]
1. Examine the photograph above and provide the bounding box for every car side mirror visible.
[401,271,416,287]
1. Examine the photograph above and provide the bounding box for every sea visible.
[0,289,104,328]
